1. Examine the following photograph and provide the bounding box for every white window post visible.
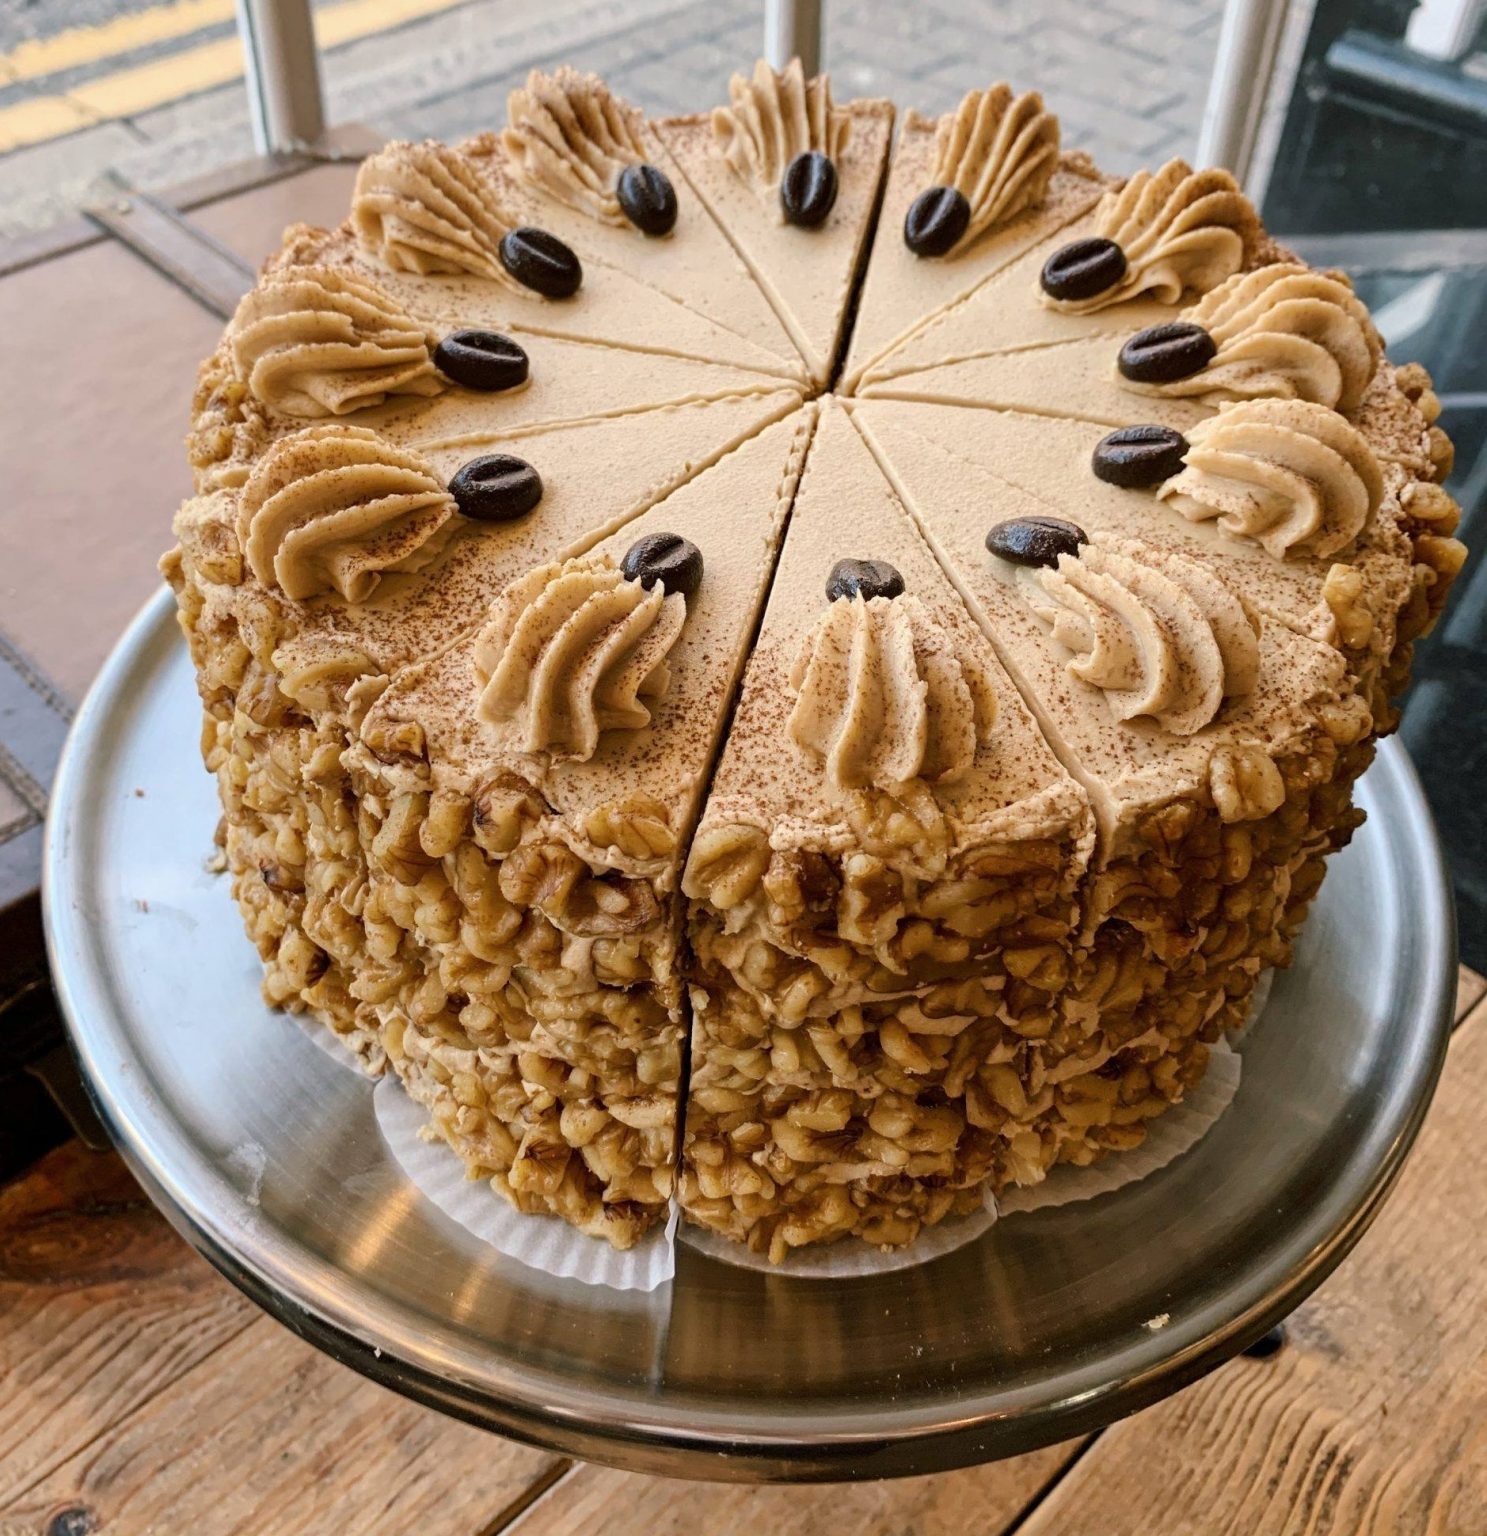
[765,0,822,74]
[1196,0,1295,187]
[235,0,326,156]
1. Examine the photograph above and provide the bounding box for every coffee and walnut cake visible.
[162,60,1465,1262]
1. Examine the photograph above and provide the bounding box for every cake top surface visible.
[168,61,1461,883]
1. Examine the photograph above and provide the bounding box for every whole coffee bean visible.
[781,151,838,228]
[985,516,1088,569]
[449,454,543,521]
[617,163,678,236]
[1091,424,1190,488]
[1040,236,1127,302]
[498,227,582,298]
[904,185,971,257]
[1118,321,1217,384]
[825,558,905,603]
[433,329,529,392]
[1243,1323,1287,1360]
[621,531,703,597]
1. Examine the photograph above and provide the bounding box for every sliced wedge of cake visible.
[855,400,1384,1103]
[325,405,819,1245]
[679,400,1094,1259]
[840,87,1105,392]
[655,60,894,386]
[466,67,807,379]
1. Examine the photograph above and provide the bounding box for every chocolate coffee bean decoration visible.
[1040,236,1127,302]
[1091,424,1190,488]
[433,329,529,392]
[1118,321,1217,384]
[449,454,543,521]
[498,227,582,298]
[985,516,1088,569]
[904,186,971,257]
[781,151,838,228]
[825,558,905,602]
[622,531,704,598]
[617,163,678,236]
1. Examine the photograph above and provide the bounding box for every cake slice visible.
[857,260,1381,431]
[679,400,1095,1259]
[849,399,1419,721]
[165,390,803,1069]
[466,67,806,379]
[275,138,799,380]
[858,332,1216,426]
[654,60,894,386]
[857,159,1263,392]
[840,88,1105,392]
[855,400,1382,1097]
[334,405,819,1246]
[190,264,792,494]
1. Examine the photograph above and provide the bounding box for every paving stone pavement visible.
[1,0,1221,241]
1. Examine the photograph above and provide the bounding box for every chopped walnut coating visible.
[392,1012,674,1248]
[682,1031,1213,1262]
[169,547,687,1246]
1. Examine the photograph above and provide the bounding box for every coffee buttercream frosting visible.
[1017,537,1259,734]
[1125,263,1382,414]
[502,67,648,225]
[1159,398,1382,560]
[165,64,1465,1266]
[712,58,850,208]
[237,424,458,603]
[929,84,1059,251]
[229,266,444,417]
[474,554,687,759]
[352,139,516,285]
[1045,158,1258,313]
[787,592,996,792]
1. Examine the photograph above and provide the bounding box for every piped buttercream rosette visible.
[1041,158,1259,313]
[236,424,459,604]
[353,139,518,286]
[228,266,443,418]
[1119,263,1382,414]
[787,591,996,793]
[1016,536,1260,736]
[1157,398,1383,561]
[475,554,688,760]
[919,84,1059,254]
[712,57,850,210]
[501,67,649,225]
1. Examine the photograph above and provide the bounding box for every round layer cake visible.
[163,61,1465,1262]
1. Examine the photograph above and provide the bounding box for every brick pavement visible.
[1,0,1220,243]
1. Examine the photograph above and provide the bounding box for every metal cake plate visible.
[44,586,1457,1482]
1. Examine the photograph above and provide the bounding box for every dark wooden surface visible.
[0,967,1481,1536]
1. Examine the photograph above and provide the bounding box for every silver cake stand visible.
[44,587,1457,1482]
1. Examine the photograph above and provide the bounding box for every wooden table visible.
[1,966,1483,1536]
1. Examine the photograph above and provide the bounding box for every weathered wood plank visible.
[501,1441,1082,1534]
[2,1314,559,1536]
[0,1142,258,1502]
[1010,993,1487,1536]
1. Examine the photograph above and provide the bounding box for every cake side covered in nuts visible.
[164,64,1464,1264]
[337,408,817,1243]
[679,401,1097,1259]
